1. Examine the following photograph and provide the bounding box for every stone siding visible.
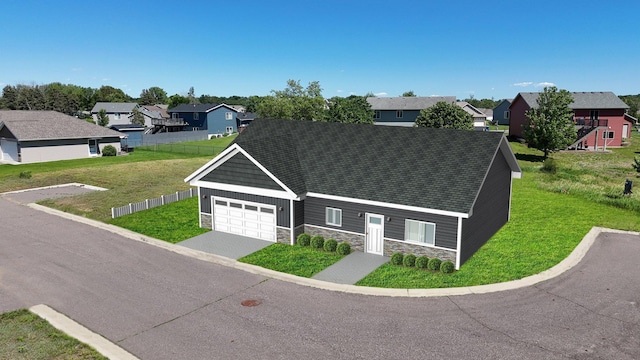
[303,225,365,252]
[293,225,305,243]
[276,227,291,244]
[384,239,456,262]
[200,213,212,229]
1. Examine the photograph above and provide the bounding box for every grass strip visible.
[239,243,345,278]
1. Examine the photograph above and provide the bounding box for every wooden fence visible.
[111,188,196,218]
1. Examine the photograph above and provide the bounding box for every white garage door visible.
[0,139,19,162]
[213,197,276,242]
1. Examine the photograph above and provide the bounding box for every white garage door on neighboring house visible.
[0,139,19,162]
[213,197,276,242]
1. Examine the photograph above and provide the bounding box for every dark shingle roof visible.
[0,110,123,141]
[516,92,628,110]
[227,119,516,214]
[168,103,219,113]
[367,96,456,110]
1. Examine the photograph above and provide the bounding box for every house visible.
[90,102,139,127]
[109,124,145,149]
[493,99,512,125]
[184,119,521,269]
[0,110,123,163]
[509,92,634,149]
[366,96,457,126]
[167,103,239,138]
[236,112,257,133]
[130,105,170,128]
[457,102,488,130]
[478,108,494,123]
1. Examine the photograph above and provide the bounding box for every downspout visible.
[290,199,295,245]
[455,217,463,270]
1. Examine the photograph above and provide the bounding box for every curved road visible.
[1,191,639,359]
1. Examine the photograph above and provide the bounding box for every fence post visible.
[129,203,133,215]
[161,195,165,205]
[176,191,179,200]
[145,199,149,210]
[111,207,115,218]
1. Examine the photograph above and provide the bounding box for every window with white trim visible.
[590,110,599,120]
[602,131,614,139]
[374,111,381,119]
[114,113,120,120]
[404,219,435,245]
[194,112,199,120]
[504,110,510,119]
[326,207,342,227]
[396,110,403,118]
[225,112,233,120]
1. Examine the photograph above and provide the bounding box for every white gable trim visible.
[184,144,298,199]
[305,192,469,218]
[191,180,298,200]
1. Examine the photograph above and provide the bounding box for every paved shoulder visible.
[312,252,388,284]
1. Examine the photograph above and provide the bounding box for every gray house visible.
[366,96,457,126]
[91,102,139,127]
[185,119,521,269]
[0,110,123,163]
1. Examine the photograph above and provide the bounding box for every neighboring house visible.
[109,124,145,149]
[184,119,521,269]
[493,99,513,125]
[90,102,139,127]
[0,110,123,163]
[509,92,634,149]
[167,103,239,137]
[457,102,488,130]
[130,105,170,128]
[479,108,494,123]
[236,112,257,133]
[367,96,456,126]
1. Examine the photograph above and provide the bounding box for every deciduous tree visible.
[257,79,325,121]
[324,95,374,124]
[522,86,575,159]
[402,90,416,97]
[96,108,109,126]
[415,101,473,130]
[139,86,168,105]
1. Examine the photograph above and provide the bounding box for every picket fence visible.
[111,188,196,218]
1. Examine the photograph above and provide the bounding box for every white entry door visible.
[365,213,384,255]
[623,124,629,139]
[213,197,276,242]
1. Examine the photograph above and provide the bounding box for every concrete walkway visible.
[178,230,273,259]
[312,251,389,284]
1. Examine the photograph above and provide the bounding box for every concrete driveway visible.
[1,191,639,359]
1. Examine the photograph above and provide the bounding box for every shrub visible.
[440,261,455,274]
[415,256,429,269]
[324,238,338,252]
[310,235,325,249]
[18,171,32,179]
[390,252,404,266]
[336,242,351,255]
[541,158,557,174]
[403,254,416,267]
[427,258,442,271]
[102,145,117,156]
[297,233,311,246]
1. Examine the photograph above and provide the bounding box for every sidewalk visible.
[312,252,389,284]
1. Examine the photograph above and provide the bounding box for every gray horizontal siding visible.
[304,197,458,250]
[294,200,305,227]
[201,153,283,190]
[460,151,511,264]
[200,188,290,227]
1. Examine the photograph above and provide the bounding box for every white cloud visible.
[535,82,556,87]
[336,89,344,93]
[513,82,533,87]
[374,92,388,97]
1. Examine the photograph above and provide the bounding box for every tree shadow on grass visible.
[515,153,545,163]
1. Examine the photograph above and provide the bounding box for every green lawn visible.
[135,134,236,155]
[0,309,106,360]
[238,244,345,277]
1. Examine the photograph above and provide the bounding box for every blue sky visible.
[1,0,638,100]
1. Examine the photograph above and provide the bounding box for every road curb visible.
[27,202,640,297]
[29,304,139,360]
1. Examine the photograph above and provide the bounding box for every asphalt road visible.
[1,192,639,359]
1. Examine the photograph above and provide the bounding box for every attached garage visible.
[0,138,19,162]
[212,197,276,241]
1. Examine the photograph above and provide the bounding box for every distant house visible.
[366,96,456,126]
[0,110,123,163]
[109,124,145,149]
[493,99,512,125]
[457,102,488,130]
[130,105,170,128]
[509,92,634,149]
[167,103,239,137]
[236,112,257,133]
[90,102,139,127]
[478,108,494,123]
[184,119,521,269]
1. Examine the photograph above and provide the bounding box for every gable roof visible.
[0,110,123,141]
[140,105,169,119]
[91,102,138,113]
[168,103,219,113]
[186,119,521,216]
[237,112,257,121]
[513,92,629,110]
[366,96,456,111]
[456,102,487,118]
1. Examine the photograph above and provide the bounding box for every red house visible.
[509,92,635,149]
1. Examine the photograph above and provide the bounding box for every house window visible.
[590,110,599,120]
[504,110,510,119]
[114,113,120,120]
[374,111,381,119]
[326,207,342,227]
[396,110,403,118]
[172,113,178,119]
[404,219,435,246]
[225,112,233,120]
[602,131,614,139]
[225,126,234,134]
[88,139,100,156]
[194,112,199,120]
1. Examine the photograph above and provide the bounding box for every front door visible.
[623,124,629,139]
[365,213,384,255]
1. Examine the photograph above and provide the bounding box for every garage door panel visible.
[212,197,277,242]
